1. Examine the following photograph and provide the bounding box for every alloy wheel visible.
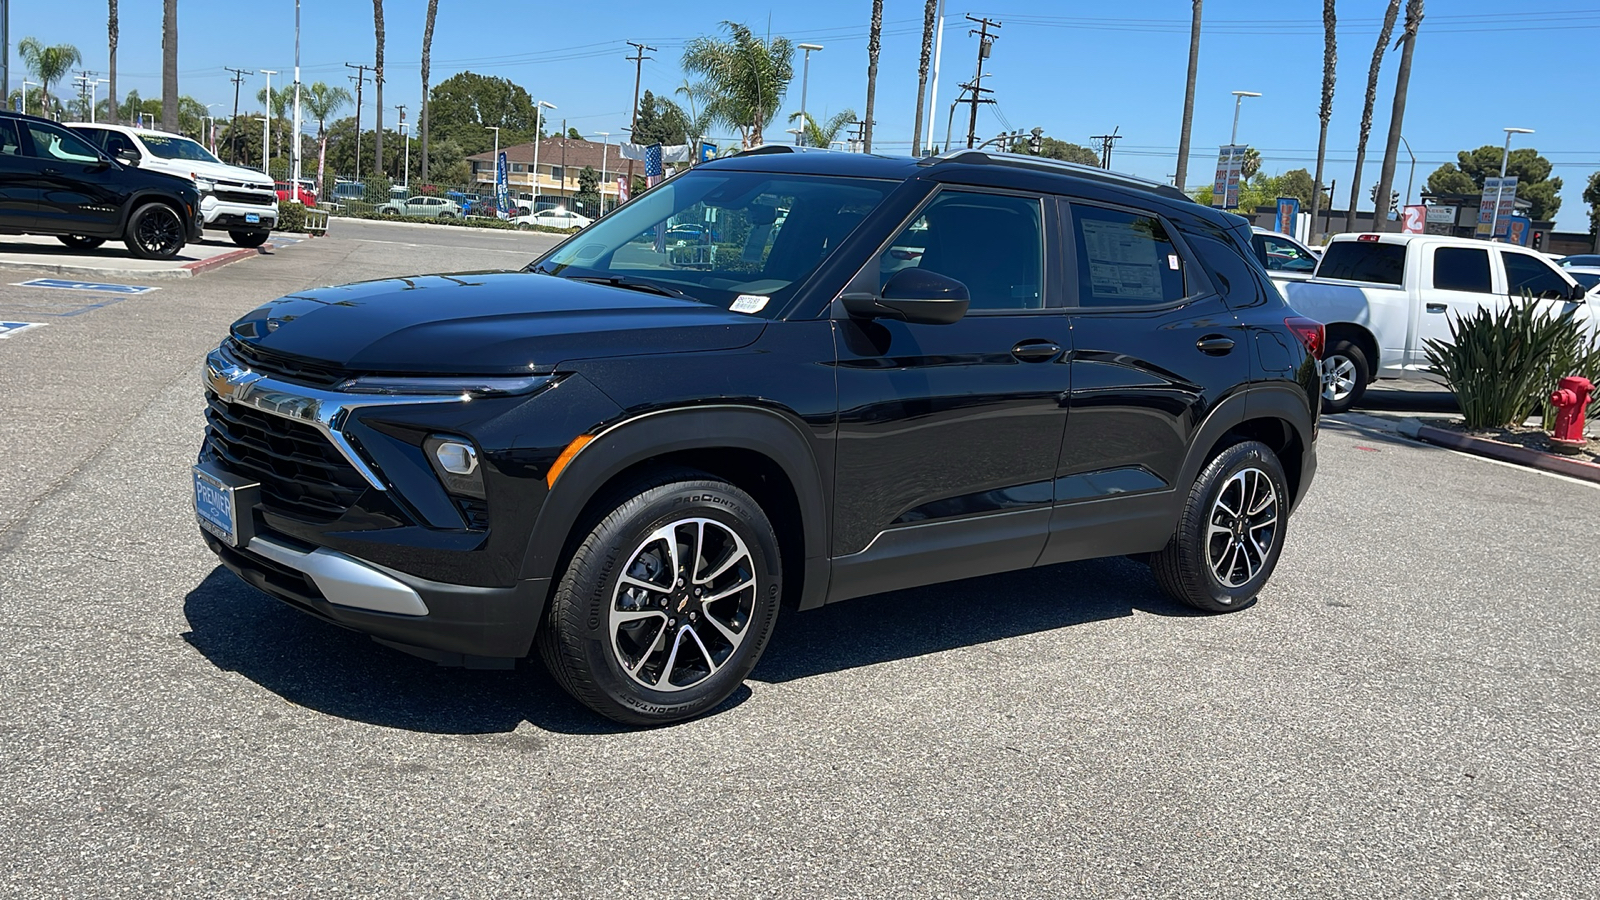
[1205,467,1279,588]
[135,208,183,256]
[1322,354,1357,403]
[609,517,756,692]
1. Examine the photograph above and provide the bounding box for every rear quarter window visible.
[1317,241,1406,285]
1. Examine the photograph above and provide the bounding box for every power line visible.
[1090,127,1122,169]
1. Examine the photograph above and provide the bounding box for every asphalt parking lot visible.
[1,219,1597,897]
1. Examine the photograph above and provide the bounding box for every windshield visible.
[532,170,893,317]
[140,133,221,163]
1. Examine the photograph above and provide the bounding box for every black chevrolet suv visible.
[195,148,1321,724]
[0,111,202,258]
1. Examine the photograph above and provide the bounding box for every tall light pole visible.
[1398,133,1417,209]
[530,99,556,208]
[21,79,38,116]
[591,132,610,212]
[1229,90,1261,145]
[924,0,948,155]
[795,43,822,146]
[1489,126,1534,242]
[291,0,303,192]
[259,69,278,171]
[398,121,410,190]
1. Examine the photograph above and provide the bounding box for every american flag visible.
[647,143,666,252]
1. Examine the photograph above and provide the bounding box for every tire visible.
[381,207,399,217]
[1321,339,1370,414]
[1152,440,1290,614]
[123,202,186,259]
[438,212,454,220]
[538,470,783,726]
[229,230,269,249]
[56,235,106,250]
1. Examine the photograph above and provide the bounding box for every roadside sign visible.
[1274,197,1300,235]
[1502,215,1532,246]
[0,322,44,339]
[495,151,510,218]
[1426,205,1457,224]
[617,176,630,205]
[1476,177,1518,236]
[1212,145,1246,209]
[14,278,159,295]
[1401,205,1427,234]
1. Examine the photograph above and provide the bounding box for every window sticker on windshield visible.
[731,294,769,314]
[1081,219,1164,302]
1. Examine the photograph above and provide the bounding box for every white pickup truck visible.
[1283,233,1597,412]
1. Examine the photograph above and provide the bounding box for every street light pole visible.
[796,43,822,146]
[255,116,269,173]
[400,122,410,191]
[1489,126,1533,242]
[1398,133,1416,208]
[21,79,38,116]
[591,132,610,212]
[259,69,277,171]
[530,100,556,209]
[205,103,223,154]
[292,0,303,193]
[1229,90,1261,146]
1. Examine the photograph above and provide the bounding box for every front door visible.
[21,121,122,237]
[829,188,1071,600]
[1040,201,1251,566]
[0,117,42,228]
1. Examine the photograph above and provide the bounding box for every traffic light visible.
[1532,230,1544,250]
[1369,184,1400,209]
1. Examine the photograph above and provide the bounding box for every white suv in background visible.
[68,123,279,247]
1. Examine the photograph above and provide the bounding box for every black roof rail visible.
[919,149,1194,204]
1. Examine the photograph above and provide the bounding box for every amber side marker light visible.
[546,434,595,488]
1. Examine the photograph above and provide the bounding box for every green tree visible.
[681,21,795,148]
[1192,168,1329,213]
[1009,136,1100,166]
[17,37,81,117]
[1425,163,1476,195]
[428,72,542,156]
[1241,146,1261,179]
[1584,171,1600,236]
[567,127,584,140]
[631,90,689,146]
[1454,145,1563,220]
[788,109,857,149]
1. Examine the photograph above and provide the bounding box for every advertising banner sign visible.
[1426,205,1457,224]
[1274,197,1300,235]
[495,152,511,218]
[1401,205,1426,234]
[1212,145,1246,209]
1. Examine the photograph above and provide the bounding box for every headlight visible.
[336,374,555,397]
[191,174,216,193]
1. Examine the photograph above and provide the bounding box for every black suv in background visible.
[0,110,201,258]
[195,147,1321,725]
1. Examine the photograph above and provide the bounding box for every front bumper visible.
[203,529,548,663]
[200,194,278,231]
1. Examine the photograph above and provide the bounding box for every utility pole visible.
[395,104,407,190]
[1,0,9,108]
[963,15,999,149]
[1090,127,1122,169]
[560,117,567,202]
[345,63,370,183]
[624,41,654,189]
[225,67,250,165]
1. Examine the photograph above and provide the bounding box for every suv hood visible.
[229,272,768,374]
[182,158,276,188]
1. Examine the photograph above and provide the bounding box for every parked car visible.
[329,181,366,207]
[1250,227,1321,291]
[274,180,315,206]
[1563,265,1600,295]
[0,110,202,258]
[1557,254,1600,269]
[194,147,1320,725]
[1284,233,1596,412]
[515,206,592,230]
[375,195,461,218]
[69,121,277,248]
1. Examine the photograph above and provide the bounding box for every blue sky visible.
[11,1,1600,229]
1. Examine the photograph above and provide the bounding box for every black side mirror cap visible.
[841,268,971,326]
[115,148,140,166]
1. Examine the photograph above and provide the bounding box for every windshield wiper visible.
[568,275,696,301]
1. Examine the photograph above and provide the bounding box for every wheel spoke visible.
[618,573,667,595]
[701,609,745,647]
[614,609,666,626]
[654,628,686,687]
[688,520,707,582]
[681,626,721,675]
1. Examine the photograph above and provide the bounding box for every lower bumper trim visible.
[246,535,429,616]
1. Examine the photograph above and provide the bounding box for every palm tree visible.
[788,109,858,150]
[17,37,81,119]
[681,22,795,149]
[1372,0,1425,231]
[1308,0,1336,242]
[372,0,385,176]
[420,0,439,183]
[911,0,937,157]
[304,81,352,196]
[1344,0,1401,235]
[1173,1,1202,190]
[863,0,883,153]
[107,2,119,124]
[673,82,716,163]
[161,0,178,131]
[1241,147,1261,179]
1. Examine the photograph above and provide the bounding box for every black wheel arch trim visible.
[1179,384,1317,513]
[118,189,199,239]
[518,404,831,611]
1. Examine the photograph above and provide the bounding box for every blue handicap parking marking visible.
[13,278,159,295]
[0,321,45,339]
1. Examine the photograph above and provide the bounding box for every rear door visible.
[0,118,41,228]
[21,121,122,236]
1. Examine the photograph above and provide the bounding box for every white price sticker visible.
[731,294,770,314]
[1167,254,1181,270]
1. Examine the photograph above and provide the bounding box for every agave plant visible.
[1425,297,1600,430]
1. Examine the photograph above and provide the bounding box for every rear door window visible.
[1316,241,1406,285]
[0,119,22,157]
[1255,234,1318,272]
[1431,247,1492,293]
[1069,205,1189,307]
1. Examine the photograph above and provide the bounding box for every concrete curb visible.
[0,237,301,281]
[1415,424,1600,484]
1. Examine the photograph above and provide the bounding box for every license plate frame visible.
[244,213,261,224]
[193,462,259,548]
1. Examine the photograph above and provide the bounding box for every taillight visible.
[1357,234,1380,242]
[1285,316,1324,360]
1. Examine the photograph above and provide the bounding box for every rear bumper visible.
[203,528,548,664]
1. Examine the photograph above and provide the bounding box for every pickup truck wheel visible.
[1152,440,1289,614]
[538,471,782,726]
[57,235,106,250]
[1321,340,1369,414]
[124,202,186,259]
[229,230,269,248]
[380,208,399,217]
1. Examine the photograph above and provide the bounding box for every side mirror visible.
[115,147,140,166]
[841,267,970,325]
[1573,281,1590,302]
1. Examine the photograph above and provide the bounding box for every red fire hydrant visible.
[1549,375,1594,454]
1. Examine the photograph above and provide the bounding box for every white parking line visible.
[354,239,532,254]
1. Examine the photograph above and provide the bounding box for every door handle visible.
[1426,303,1447,313]
[1195,335,1235,355]
[1011,340,1064,363]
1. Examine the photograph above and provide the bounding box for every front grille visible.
[227,339,350,388]
[214,188,276,206]
[204,392,369,522]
